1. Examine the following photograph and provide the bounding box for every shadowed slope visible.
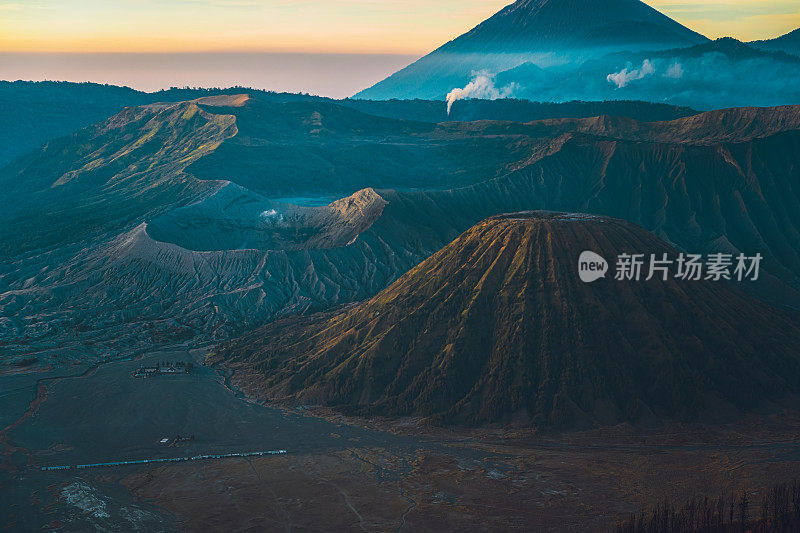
[216,213,800,428]
[371,125,800,304]
[4,96,800,364]
[530,104,800,144]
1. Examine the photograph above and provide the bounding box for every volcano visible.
[432,0,706,53]
[5,95,800,364]
[355,0,707,100]
[215,212,800,428]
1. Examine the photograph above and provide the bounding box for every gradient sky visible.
[1,0,799,54]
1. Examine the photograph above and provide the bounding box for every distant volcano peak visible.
[355,0,707,100]
[448,0,708,52]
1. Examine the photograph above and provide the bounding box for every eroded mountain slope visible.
[2,97,800,365]
[215,212,800,428]
[0,97,241,256]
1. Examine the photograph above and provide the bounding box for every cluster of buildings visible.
[133,361,193,378]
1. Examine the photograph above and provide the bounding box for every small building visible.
[134,367,160,378]
[134,361,192,378]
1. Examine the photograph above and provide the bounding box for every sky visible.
[1,0,799,55]
[1,0,798,98]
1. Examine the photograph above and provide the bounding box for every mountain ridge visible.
[750,27,800,57]
[4,96,800,365]
[0,80,697,168]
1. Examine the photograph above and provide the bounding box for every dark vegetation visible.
[446,98,696,123]
[340,97,696,123]
[616,480,800,532]
[750,28,800,57]
[12,357,38,367]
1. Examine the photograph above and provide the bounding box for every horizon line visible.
[0,32,788,57]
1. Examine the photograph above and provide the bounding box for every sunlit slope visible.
[216,212,800,427]
[3,95,800,364]
[0,98,238,255]
[376,128,800,304]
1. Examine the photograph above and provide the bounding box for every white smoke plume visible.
[664,62,684,79]
[607,59,655,89]
[259,208,284,224]
[446,71,518,114]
